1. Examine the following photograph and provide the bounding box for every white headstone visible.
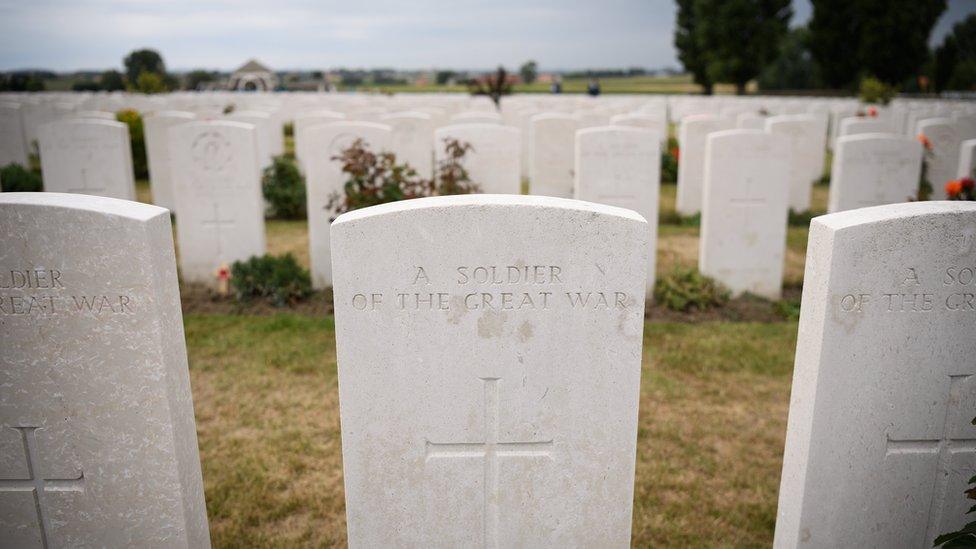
[775,201,976,548]
[294,110,346,171]
[169,120,266,283]
[304,121,392,288]
[766,114,824,212]
[828,133,923,213]
[609,113,667,147]
[0,102,29,167]
[434,124,521,195]
[381,111,435,177]
[144,111,196,212]
[0,192,210,547]
[700,129,789,299]
[736,112,766,130]
[529,114,579,198]
[575,126,659,298]
[450,111,502,125]
[38,119,135,200]
[838,116,890,137]
[957,138,976,179]
[226,110,275,167]
[917,118,963,200]
[332,194,646,546]
[675,115,734,216]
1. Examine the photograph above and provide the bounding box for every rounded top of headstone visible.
[813,201,976,232]
[0,192,168,221]
[331,194,647,227]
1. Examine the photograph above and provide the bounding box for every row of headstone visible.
[4,189,976,546]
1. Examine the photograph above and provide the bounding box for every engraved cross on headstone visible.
[729,176,765,207]
[0,426,85,549]
[67,167,105,194]
[201,202,235,256]
[425,377,553,549]
[885,374,976,545]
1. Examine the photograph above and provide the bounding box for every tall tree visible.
[694,0,792,94]
[809,0,946,89]
[934,14,976,91]
[808,0,862,89]
[758,28,821,91]
[100,70,125,91]
[519,60,538,84]
[123,49,167,84]
[857,0,946,86]
[674,0,712,95]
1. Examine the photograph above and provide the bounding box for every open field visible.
[353,74,748,95]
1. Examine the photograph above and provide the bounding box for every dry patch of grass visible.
[185,315,795,547]
[267,220,310,268]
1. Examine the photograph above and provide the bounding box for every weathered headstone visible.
[381,111,435,177]
[736,112,766,130]
[38,119,135,200]
[838,116,890,137]
[225,110,275,167]
[575,126,659,298]
[957,138,976,179]
[0,192,210,547]
[169,120,266,283]
[332,194,646,546]
[700,129,789,299]
[675,114,734,216]
[529,113,579,198]
[917,118,963,200]
[294,110,346,171]
[609,113,666,147]
[766,114,824,212]
[434,123,521,195]
[304,121,391,288]
[775,201,976,548]
[0,102,29,167]
[828,133,923,213]
[144,111,196,212]
[451,111,502,125]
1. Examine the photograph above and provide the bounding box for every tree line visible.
[675,0,975,94]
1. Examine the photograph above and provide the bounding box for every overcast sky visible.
[0,0,973,72]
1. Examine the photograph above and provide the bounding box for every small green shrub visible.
[262,156,307,219]
[116,109,147,179]
[788,209,815,227]
[774,298,801,320]
[859,76,896,105]
[661,137,678,184]
[654,267,730,312]
[230,254,312,307]
[0,163,43,192]
[284,122,294,137]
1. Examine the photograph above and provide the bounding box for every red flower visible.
[962,177,975,191]
[917,133,932,151]
[946,179,963,197]
[671,147,680,162]
[217,267,230,280]
[867,107,878,117]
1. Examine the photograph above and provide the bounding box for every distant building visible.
[228,59,277,91]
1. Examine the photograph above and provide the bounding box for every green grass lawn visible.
[187,314,796,547]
